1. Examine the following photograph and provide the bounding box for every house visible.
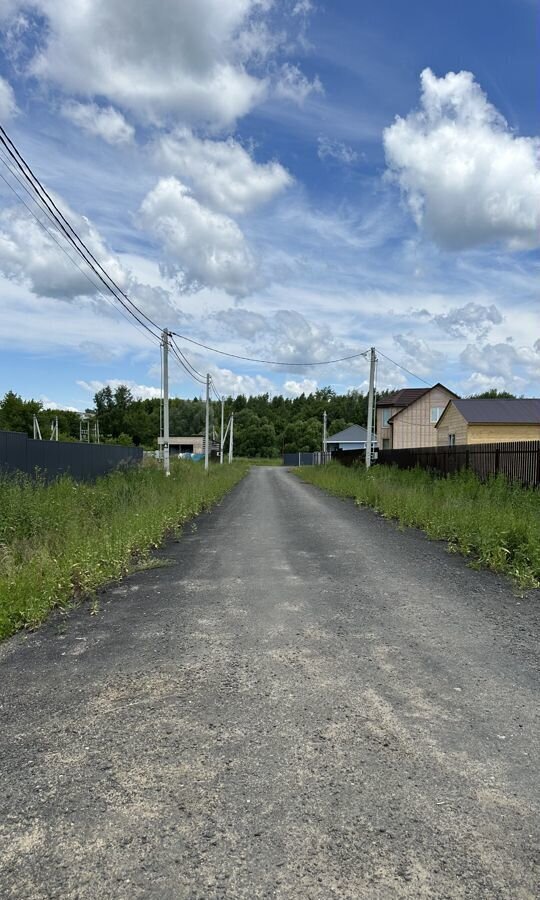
[376,383,458,450]
[157,435,220,457]
[326,424,378,452]
[436,399,540,446]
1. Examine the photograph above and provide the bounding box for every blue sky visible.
[0,0,538,410]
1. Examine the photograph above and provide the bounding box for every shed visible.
[326,424,377,452]
[157,435,219,457]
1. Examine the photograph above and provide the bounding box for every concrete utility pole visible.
[220,398,225,464]
[204,373,210,472]
[162,328,170,476]
[322,409,327,456]
[228,411,234,463]
[50,416,58,441]
[366,346,376,470]
[33,414,42,440]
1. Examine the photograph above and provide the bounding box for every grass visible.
[296,462,540,588]
[0,459,249,639]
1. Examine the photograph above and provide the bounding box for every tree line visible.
[0,386,517,457]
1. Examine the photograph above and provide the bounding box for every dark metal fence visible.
[377,441,540,488]
[0,430,143,481]
[282,451,332,466]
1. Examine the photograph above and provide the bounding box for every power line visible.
[0,161,159,348]
[376,350,432,387]
[171,331,370,367]
[0,125,161,339]
[170,335,206,381]
[169,343,206,386]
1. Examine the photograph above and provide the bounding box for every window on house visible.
[383,438,390,449]
[431,406,444,423]
[382,409,391,426]
[448,433,456,447]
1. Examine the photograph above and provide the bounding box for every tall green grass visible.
[297,463,540,587]
[0,460,249,639]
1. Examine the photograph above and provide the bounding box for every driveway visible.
[1,467,538,898]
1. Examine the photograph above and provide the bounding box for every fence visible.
[378,440,540,488]
[0,430,143,481]
[282,451,332,466]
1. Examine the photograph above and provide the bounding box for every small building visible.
[157,435,219,457]
[376,383,458,450]
[326,424,378,452]
[436,399,540,446]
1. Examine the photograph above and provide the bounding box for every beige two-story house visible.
[376,384,458,450]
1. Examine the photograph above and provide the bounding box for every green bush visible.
[0,460,249,639]
[297,463,540,587]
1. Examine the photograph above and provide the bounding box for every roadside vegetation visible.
[297,463,540,588]
[0,460,249,639]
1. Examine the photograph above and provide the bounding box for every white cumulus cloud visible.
[0,197,181,323]
[209,366,275,397]
[155,129,292,216]
[384,68,540,250]
[283,378,318,397]
[77,379,161,400]
[61,100,134,144]
[1,0,272,129]
[393,332,444,377]
[0,201,125,299]
[432,302,503,340]
[213,307,350,369]
[140,177,257,297]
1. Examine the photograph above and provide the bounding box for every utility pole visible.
[366,346,376,470]
[204,373,210,472]
[162,328,170,476]
[50,416,58,441]
[220,398,225,464]
[228,411,234,463]
[322,409,327,457]
[33,414,42,440]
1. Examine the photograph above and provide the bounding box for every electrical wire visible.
[0,162,160,348]
[376,350,432,387]
[171,331,370,368]
[169,343,206,386]
[0,125,161,339]
[169,335,206,381]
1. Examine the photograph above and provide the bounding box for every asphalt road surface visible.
[1,467,539,899]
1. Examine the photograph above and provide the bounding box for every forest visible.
[0,386,516,458]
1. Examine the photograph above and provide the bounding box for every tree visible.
[0,391,42,435]
[467,389,517,399]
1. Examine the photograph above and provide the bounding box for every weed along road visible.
[1,467,539,899]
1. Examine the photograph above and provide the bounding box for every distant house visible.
[376,383,458,450]
[436,399,540,446]
[326,424,378,452]
[157,435,219,457]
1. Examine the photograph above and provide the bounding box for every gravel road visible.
[1,466,539,899]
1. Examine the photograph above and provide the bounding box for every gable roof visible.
[387,384,459,423]
[327,424,372,443]
[439,398,540,425]
[377,383,458,410]
[377,388,429,408]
